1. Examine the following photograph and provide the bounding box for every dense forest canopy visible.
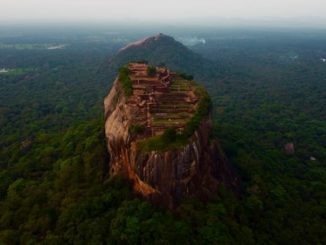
[0,27,325,244]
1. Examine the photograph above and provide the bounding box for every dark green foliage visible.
[0,117,249,244]
[0,29,325,244]
[118,66,133,97]
[178,72,194,81]
[0,35,250,244]
[147,65,156,76]
[130,124,145,135]
[162,127,177,141]
[139,128,187,152]
[183,87,212,138]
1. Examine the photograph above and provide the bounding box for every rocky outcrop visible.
[104,78,237,208]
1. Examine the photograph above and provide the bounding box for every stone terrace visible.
[126,63,199,136]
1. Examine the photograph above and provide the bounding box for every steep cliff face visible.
[104,71,237,208]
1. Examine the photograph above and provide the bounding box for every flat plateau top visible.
[125,63,199,137]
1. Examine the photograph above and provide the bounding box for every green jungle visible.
[0,28,325,244]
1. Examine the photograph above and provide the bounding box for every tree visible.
[147,66,156,76]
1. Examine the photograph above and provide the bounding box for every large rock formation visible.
[104,63,237,208]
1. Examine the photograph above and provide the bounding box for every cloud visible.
[176,37,206,46]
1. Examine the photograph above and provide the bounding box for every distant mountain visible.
[106,33,217,82]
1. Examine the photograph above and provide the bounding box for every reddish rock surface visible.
[104,64,238,208]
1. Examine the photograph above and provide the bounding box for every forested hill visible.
[106,33,218,82]
[0,30,325,244]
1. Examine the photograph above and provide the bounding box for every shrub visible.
[118,66,133,97]
[139,128,187,152]
[147,66,156,77]
[178,72,194,81]
[130,124,145,135]
[162,128,177,142]
[183,88,211,138]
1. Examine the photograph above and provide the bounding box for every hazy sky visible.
[1,0,325,26]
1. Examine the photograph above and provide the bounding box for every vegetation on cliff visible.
[139,127,186,152]
[118,66,133,97]
[146,65,156,76]
[183,85,212,137]
[130,124,146,135]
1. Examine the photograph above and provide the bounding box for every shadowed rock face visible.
[104,69,237,208]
